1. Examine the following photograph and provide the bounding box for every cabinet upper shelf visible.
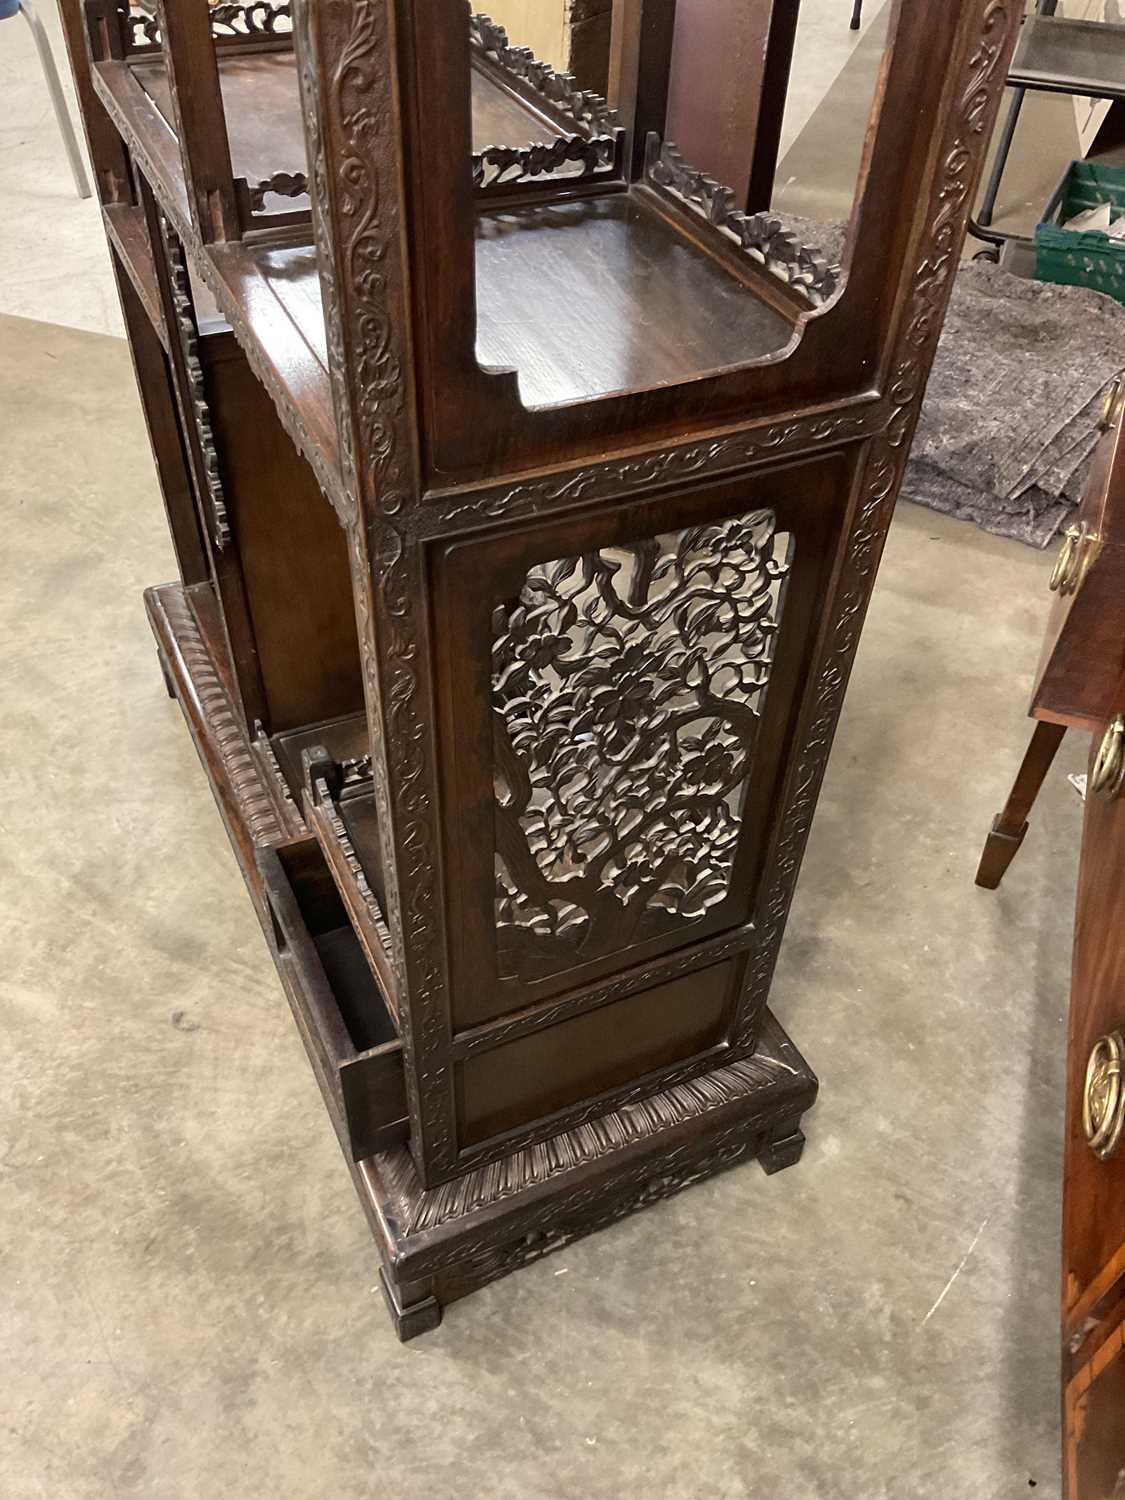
[89,7,834,511]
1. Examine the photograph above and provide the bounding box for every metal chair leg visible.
[977,86,1026,228]
[850,0,862,29]
[19,0,92,200]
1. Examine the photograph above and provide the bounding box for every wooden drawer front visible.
[258,841,408,1160]
[1034,414,1125,729]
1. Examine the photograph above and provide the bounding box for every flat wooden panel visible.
[474,195,794,409]
[457,959,734,1144]
[666,0,770,206]
[201,336,363,732]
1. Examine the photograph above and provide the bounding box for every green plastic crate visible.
[1035,160,1125,305]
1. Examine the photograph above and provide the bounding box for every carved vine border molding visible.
[156,589,285,846]
[297,0,457,1171]
[432,409,883,530]
[732,0,1018,1048]
[391,1023,805,1238]
[89,67,350,524]
[469,12,623,194]
[472,135,617,193]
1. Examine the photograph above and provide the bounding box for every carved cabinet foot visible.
[758,1125,807,1175]
[379,1266,442,1343]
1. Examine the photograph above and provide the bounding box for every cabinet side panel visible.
[203,338,364,732]
[456,958,735,1145]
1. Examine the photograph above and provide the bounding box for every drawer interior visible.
[259,839,408,1160]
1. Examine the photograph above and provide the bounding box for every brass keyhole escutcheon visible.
[1091,715,1125,802]
[1084,1032,1125,1162]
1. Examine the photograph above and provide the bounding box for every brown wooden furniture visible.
[976,379,1125,889]
[60,0,1018,1337]
[975,381,1125,1498]
[1063,711,1125,1500]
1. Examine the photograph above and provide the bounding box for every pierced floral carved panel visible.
[492,507,793,982]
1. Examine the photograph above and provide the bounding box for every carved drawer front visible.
[257,841,407,1160]
[432,452,849,1158]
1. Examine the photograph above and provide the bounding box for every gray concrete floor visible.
[0,306,1086,1496]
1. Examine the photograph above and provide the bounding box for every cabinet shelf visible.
[102,202,166,349]
[93,41,809,502]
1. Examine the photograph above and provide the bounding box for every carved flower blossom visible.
[515,629,570,672]
[683,743,737,788]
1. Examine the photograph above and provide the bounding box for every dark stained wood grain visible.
[66,0,1022,1332]
[1033,412,1125,734]
[1061,736,1125,1500]
[474,194,795,407]
[131,48,555,186]
[976,388,1125,888]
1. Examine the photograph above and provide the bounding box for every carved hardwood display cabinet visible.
[61,0,1019,1336]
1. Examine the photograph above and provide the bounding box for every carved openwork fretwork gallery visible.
[162,216,231,551]
[492,508,792,981]
[247,170,309,211]
[646,139,839,307]
[119,1,292,49]
[469,11,623,195]
[469,10,618,139]
[472,136,617,192]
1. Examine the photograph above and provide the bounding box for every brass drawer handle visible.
[1049,522,1096,596]
[1091,715,1125,801]
[1084,1032,1125,1161]
[1049,526,1078,592]
[1098,376,1123,432]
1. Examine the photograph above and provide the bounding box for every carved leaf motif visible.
[492,507,792,980]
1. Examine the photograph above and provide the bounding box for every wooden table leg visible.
[975,720,1067,889]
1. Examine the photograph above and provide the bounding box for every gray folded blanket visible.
[783,217,1124,547]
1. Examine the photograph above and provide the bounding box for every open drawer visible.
[257,839,408,1160]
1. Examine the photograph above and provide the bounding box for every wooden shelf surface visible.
[131,49,571,185]
[97,45,809,502]
[476,195,795,408]
[103,201,166,350]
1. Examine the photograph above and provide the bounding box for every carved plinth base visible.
[367,1017,815,1337]
[147,579,818,1340]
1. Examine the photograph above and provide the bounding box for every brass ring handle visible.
[1049,523,1097,596]
[1050,526,1079,592]
[1091,715,1125,801]
[1099,376,1123,432]
[1084,1032,1125,1161]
